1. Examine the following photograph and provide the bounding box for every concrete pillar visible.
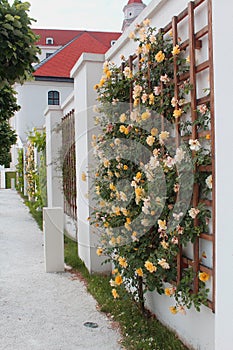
[43,207,64,272]
[71,53,111,273]
[10,178,15,189]
[45,106,63,208]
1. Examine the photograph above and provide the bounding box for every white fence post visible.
[43,207,64,273]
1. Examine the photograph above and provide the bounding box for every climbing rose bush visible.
[91,19,212,314]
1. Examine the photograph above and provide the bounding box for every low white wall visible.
[145,292,214,349]
[0,168,15,189]
[0,169,5,189]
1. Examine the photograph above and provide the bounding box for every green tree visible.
[0,0,40,166]
[0,0,40,86]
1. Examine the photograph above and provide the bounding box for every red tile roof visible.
[128,0,144,4]
[33,29,83,46]
[34,31,121,79]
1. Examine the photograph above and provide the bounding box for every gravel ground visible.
[0,189,122,350]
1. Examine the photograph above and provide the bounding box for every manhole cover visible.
[83,322,99,329]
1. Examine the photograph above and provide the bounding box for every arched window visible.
[48,90,60,105]
[46,37,54,45]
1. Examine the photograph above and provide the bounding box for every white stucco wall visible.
[13,80,73,145]
[37,45,61,62]
[212,1,233,349]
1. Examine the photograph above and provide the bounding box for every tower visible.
[122,0,146,32]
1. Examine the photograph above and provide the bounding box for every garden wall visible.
[102,0,233,348]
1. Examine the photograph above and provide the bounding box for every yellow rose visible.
[112,288,119,299]
[136,268,144,277]
[126,217,131,224]
[145,261,157,273]
[151,127,158,136]
[199,272,210,282]
[149,93,155,105]
[169,306,178,315]
[158,219,167,230]
[120,113,127,123]
[135,172,142,180]
[109,183,116,191]
[99,77,106,87]
[173,108,183,118]
[96,248,103,256]
[146,135,155,146]
[105,70,112,79]
[119,125,126,133]
[141,111,151,120]
[135,187,144,198]
[164,287,175,297]
[118,256,128,268]
[172,44,180,56]
[115,275,123,285]
[155,50,165,63]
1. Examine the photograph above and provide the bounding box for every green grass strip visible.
[64,236,188,350]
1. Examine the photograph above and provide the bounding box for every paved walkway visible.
[0,190,122,350]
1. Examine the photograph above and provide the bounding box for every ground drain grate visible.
[83,322,99,329]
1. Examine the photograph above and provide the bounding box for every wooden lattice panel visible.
[127,0,215,310]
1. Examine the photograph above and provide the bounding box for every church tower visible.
[122,0,146,32]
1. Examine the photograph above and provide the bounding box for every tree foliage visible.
[0,0,40,165]
[0,0,40,86]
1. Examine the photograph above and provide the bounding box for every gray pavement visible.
[0,189,122,350]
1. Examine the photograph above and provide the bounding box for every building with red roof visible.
[11,27,121,163]
[33,30,121,80]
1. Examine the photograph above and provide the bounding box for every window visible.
[111,40,117,46]
[48,91,60,105]
[46,37,54,45]
[46,53,53,58]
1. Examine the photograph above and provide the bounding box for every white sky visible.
[27,0,152,32]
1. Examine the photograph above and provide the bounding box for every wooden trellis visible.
[126,0,215,310]
[61,109,77,221]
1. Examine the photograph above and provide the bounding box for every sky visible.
[27,0,152,32]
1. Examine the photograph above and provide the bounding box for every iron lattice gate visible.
[61,109,77,221]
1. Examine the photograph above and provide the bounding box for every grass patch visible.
[18,192,43,230]
[64,235,189,350]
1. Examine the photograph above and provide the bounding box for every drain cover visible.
[83,322,99,329]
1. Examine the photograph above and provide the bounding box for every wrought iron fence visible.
[61,109,77,221]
